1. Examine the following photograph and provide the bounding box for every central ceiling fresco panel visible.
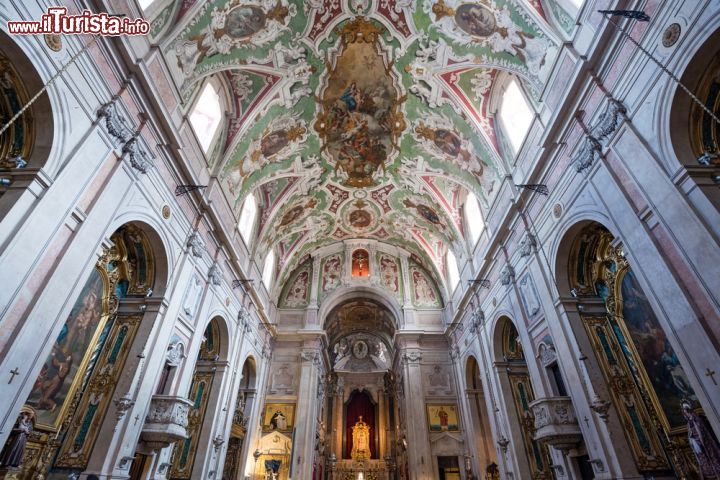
[163,0,561,285]
[315,19,405,188]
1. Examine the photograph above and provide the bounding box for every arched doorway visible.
[222,356,257,480]
[0,223,160,478]
[323,297,396,480]
[465,355,497,479]
[169,316,229,479]
[563,222,720,478]
[494,317,552,479]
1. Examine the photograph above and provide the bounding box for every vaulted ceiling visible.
[153,0,566,285]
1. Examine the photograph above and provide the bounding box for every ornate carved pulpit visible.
[351,416,371,460]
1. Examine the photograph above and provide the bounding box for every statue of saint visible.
[682,401,720,478]
[0,411,33,469]
[351,416,371,460]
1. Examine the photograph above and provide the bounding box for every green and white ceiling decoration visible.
[160,0,562,292]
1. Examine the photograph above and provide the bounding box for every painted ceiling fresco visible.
[158,0,565,285]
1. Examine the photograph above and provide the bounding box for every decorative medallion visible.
[352,340,369,359]
[162,205,171,219]
[552,203,562,219]
[662,23,681,48]
[44,34,62,52]
[315,18,406,188]
[341,199,380,234]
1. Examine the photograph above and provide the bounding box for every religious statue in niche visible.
[352,249,370,277]
[0,410,33,469]
[682,400,720,477]
[351,416,371,460]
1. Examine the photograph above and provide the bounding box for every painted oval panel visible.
[455,4,496,38]
[225,6,267,39]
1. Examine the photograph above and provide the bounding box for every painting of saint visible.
[262,403,295,432]
[284,271,309,307]
[259,126,306,159]
[315,19,405,188]
[403,199,441,225]
[455,4,497,38]
[426,404,460,432]
[619,269,697,428]
[379,255,399,293]
[279,198,317,227]
[225,6,267,39]
[26,269,105,427]
[349,209,372,229]
[412,268,438,307]
[415,123,472,165]
[322,255,342,293]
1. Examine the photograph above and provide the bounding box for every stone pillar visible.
[306,255,321,327]
[398,342,432,479]
[292,347,322,479]
[377,385,387,460]
[399,254,414,326]
[332,382,344,459]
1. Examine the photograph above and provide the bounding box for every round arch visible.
[105,213,173,295]
[664,19,720,172]
[318,285,405,330]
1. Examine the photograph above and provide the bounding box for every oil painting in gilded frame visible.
[24,267,109,429]
[426,404,460,432]
[262,403,296,433]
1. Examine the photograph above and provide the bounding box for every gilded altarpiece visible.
[169,321,220,479]
[9,225,153,479]
[502,322,552,480]
[573,227,700,477]
[0,50,34,169]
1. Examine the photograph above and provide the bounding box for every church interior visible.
[1,0,720,479]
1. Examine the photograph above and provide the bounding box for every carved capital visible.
[500,266,515,286]
[208,262,223,286]
[186,231,206,258]
[519,233,537,257]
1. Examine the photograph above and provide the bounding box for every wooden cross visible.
[134,414,141,426]
[583,416,590,428]
[705,368,717,385]
[8,368,19,384]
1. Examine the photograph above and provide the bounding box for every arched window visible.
[238,195,257,246]
[498,78,533,154]
[465,192,484,245]
[189,82,223,153]
[137,0,156,10]
[262,250,275,289]
[447,250,460,292]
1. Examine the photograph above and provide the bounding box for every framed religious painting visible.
[262,403,296,433]
[426,404,460,432]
